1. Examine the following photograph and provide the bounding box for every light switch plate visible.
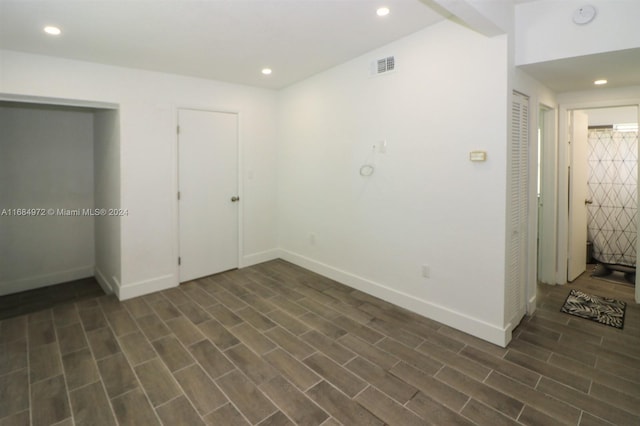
[469,151,487,162]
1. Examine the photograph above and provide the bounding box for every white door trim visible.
[172,105,244,285]
[0,93,119,110]
[537,105,558,289]
[567,110,589,282]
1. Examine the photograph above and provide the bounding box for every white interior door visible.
[568,110,589,281]
[178,109,239,282]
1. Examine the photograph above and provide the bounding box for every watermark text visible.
[1,208,129,217]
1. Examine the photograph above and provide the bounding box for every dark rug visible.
[561,289,626,329]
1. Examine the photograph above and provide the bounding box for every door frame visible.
[557,99,640,303]
[172,105,244,284]
[506,88,553,318]
[537,104,558,288]
[0,93,122,296]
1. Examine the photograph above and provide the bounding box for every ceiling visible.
[1,0,638,93]
[0,0,447,90]
[518,47,640,93]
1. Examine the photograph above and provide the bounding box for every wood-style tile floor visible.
[0,277,104,321]
[0,260,638,425]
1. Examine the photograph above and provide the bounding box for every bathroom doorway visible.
[584,106,638,285]
[567,105,638,287]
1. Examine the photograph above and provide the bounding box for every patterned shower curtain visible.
[587,128,638,267]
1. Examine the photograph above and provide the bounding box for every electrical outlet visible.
[309,233,316,245]
[421,264,430,278]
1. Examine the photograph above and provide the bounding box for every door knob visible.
[231,196,240,202]
[585,199,593,205]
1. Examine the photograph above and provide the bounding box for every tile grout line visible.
[212,368,268,426]
[51,316,79,425]
[102,301,166,426]
[172,322,242,424]
[161,306,234,425]
[143,315,221,425]
[514,402,526,424]
[208,280,325,424]
[26,317,33,426]
[255,375,314,425]
[219,272,354,423]
[89,306,133,425]
[168,311,230,421]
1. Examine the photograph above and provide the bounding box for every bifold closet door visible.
[178,109,239,282]
[506,91,529,327]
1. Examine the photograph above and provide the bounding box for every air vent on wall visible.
[371,56,395,76]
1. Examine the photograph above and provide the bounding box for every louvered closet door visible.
[507,91,529,329]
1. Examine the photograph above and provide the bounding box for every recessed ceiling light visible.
[594,79,608,85]
[376,7,390,17]
[44,26,61,35]
[261,68,272,75]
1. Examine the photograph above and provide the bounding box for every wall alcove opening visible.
[0,99,121,300]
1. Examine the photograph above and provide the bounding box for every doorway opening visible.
[571,106,639,287]
[564,105,639,291]
[0,98,121,297]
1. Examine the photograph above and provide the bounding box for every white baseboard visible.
[114,247,278,301]
[117,273,176,301]
[0,265,94,296]
[527,294,537,316]
[241,249,280,268]
[278,249,510,347]
[94,267,117,295]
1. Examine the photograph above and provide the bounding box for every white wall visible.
[0,50,279,299]
[0,103,95,294]
[557,86,640,110]
[94,109,121,294]
[586,106,638,126]
[515,0,640,65]
[277,20,511,345]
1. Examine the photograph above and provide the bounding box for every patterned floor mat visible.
[561,289,626,329]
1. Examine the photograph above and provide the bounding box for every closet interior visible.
[0,100,121,299]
